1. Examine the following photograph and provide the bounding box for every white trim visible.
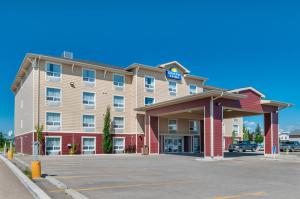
[112,137,125,153]
[158,116,160,154]
[112,73,125,90]
[203,106,206,157]
[158,61,190,74]
[82,114,96,132]
[271,112,274,155]
[144,96,155,106]
[45,86,62,107]
[81,136,96,155]
[168,80,177,96]
[229,87,265,98]
[112,116,125,132]
[45,136,62,155]
[210,98,214,157]
[44,61,62,82]
[113,95,125,112]
[149,115,151,154]
[188,84,198,95]
[82,68,96,87]
[168,119,178,133]
[45,111,62,132]
[144,75,155,93]
[82,91,96,109]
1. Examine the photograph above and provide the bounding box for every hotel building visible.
[12,52,290,158]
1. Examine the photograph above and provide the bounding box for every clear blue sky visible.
[0,0,299,136]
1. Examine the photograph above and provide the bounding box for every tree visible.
[0,132,5,147]
[255,134,264,143]
[243,126,249,141]
[103,106,112,153]
[254,123,262,135]
[35,124,44,155]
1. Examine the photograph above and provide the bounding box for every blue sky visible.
[0,0,299,136]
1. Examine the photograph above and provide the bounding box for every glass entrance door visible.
[164,137,183,153]
[193,135,200,153]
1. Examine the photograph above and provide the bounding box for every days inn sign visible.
[165,66,182,80]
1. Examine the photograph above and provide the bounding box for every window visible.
[46,112,61,131]
[83,69,95,85]
[168,120,177,133]
[46,63,61,79]
[82,92,95,106]
[82,137,96,154]
[113,74,124,89]
[113,117,124,131]
[168,81,177,96]
[82,115,95,132]
[145,76,155,92]
[113,96,124,111]
[46,88,61,105]
[233,124,239,133]
[113,137,125,153]
[189,84,197,95]
[144,97,155,106]
[46,137,61,155]
[189,120,199,132]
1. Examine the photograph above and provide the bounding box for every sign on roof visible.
[166,66,182,80]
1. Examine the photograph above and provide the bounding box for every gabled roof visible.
[260,100,293,108]
[229,87,266,98]
[157,61,190,74]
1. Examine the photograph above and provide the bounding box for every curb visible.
[0,155,51,199]
[15,156,89,199]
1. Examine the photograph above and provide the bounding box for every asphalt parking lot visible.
[16,153,300,199]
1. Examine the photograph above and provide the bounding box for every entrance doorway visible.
[164,136,183,153]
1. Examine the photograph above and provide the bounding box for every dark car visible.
[228,141,257,152]
[280,141,300,152]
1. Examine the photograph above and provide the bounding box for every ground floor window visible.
[45,137,61,155]
[82,137,96,154]
[113,137,125,153]
[164,136,183,153]
[193,135,200,153]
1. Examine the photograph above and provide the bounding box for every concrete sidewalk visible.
[0,157,34,199]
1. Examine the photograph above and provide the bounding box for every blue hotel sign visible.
[166,66,182,80]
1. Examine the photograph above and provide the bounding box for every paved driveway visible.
[17,153,300,199]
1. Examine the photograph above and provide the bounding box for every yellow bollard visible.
[31,161,41,179]
[7,150,13,160]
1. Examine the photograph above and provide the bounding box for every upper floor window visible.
[46,112,61,131]
[145,76,155,92]
[82,115,95,132]
[189,120,199,132]
[113,95,124,112]
[189,84,197,95]
[168,119,177,133]
[83,69,95,85]
[113,74,124,89]
[145,97,155,106]
[46,87,61,106]
[82,92,95,107]
[168,81,177,96]
[46,63,61,81]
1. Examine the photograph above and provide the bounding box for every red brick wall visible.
[14,133,33,155]
[264,113,272,154]
[150,116,159,153]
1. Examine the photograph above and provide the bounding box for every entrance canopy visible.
[136,88,292,158]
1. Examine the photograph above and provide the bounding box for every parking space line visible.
[214,191,266,199]
[49,180,196,193]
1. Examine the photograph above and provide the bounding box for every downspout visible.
[210,91,224,158]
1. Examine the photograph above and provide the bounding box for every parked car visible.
[256,143,264,151]
[228,141,257,152]
[280,141,300,152]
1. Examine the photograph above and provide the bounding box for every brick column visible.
[264,111,279,156]
[145,114,159,154]
[204,100,223,158]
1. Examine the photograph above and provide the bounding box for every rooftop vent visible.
[62,51,73,59]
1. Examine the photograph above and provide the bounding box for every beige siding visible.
[223,117,243,138]
[14,66,34,136]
